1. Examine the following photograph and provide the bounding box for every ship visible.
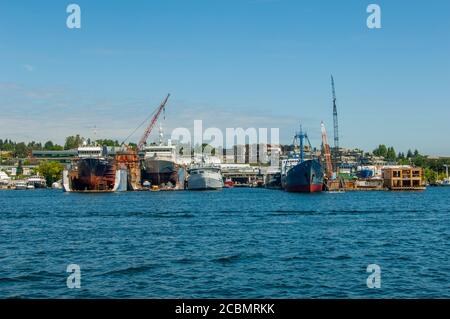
[141,127,180,188]
[63,143,127,192]
[187,163,223,190]
[265,165,282,189]
[282,126,324,193]
[27,175,47,189]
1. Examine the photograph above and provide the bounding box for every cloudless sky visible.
[0,0,449,155]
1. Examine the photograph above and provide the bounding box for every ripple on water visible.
[0,187,449,298]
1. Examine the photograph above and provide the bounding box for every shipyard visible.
[2,0,450,306]
[0,78,448,193]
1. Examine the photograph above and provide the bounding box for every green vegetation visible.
[0,136,123,159]
[34,161,64,186]
[373,144,450,183]
[373,144,396,162]
[64,135,84,150]
[95,139,120,147]
[0,139,65,159]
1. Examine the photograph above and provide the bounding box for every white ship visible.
[187,163,223,190]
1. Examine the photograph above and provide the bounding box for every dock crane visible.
[321,121,334,179]
[137,94,171,151]
[331,75,340,171]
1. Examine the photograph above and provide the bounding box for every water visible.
[0,187,449,298]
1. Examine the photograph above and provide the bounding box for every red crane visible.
[137,94,170,151]
[321,121,334,179]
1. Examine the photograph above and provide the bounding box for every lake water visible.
[0,187,449,298]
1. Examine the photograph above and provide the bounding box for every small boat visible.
[14,182,27,190]
[27,175,47,189]
[187,164,223,190]
[26,184,35,190]
[224,178,234,188]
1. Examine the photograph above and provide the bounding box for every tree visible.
[386,147,397,162]
[35,161,64,186]
[64,135,83,150]
[44,141,54,150]
[373,144,388,157]
[95,139,120,147]
[44,141,64,151]
[14,142,28,158]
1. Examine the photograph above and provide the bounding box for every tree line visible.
[372,144,450,183]
[0,136,123,158]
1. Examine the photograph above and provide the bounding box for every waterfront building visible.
[382,166,425,190]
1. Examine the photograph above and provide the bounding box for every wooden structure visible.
[382,166,425,191]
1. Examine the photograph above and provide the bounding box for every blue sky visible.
[0,0,449,155]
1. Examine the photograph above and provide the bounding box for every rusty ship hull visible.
[68,158,117,192]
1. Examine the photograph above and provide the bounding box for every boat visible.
[26,184,35,190]
[187,163,224,190]
[265,172,282,189]
[265,166,282,189]
[63,142,127,192]
[141,127,180,188]
[282,126,324,193]
[14,181,27,190]
[224,178,234,188]
[27,175,47,189]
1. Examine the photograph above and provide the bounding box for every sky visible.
[0,0,449,155]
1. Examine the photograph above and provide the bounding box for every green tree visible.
[424,168,438,183]
[386,147,397,162]
[373,144,388,157]
[35,161,64,186]
[44,141,64,151]
[14,142,28,158]
[44,141,54,150]
[96,139,120,147]
[64,135,83,150]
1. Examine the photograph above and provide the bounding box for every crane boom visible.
[321,121,333,178]
[331,75,340,171]
[331,75,339,150]
[137,94,170,150]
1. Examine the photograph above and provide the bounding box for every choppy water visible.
[0,188,449,298]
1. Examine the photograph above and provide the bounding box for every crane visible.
[293,125,312,163]
[137,94,170,151]
[321,121,333,179]
[331,75,340,170]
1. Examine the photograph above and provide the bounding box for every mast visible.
[293,125,312,163]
